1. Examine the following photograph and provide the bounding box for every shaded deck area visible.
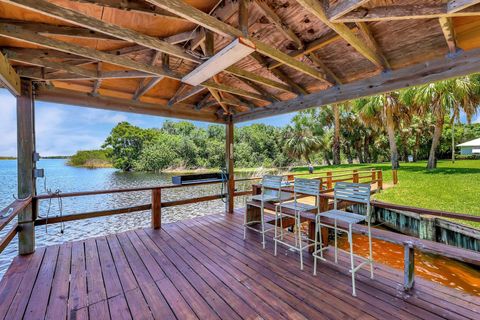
[0,210,479,320]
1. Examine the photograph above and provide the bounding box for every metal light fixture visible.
[182,37,256,86]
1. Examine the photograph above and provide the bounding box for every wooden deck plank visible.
[85,238,107,305]
[96,237,123,299]
[107,294,132,320]
[144,228,260,319]
[141,229,243,320]
[0,211,478,320]
[115,232,176,320]
[170,220,346,319]
[218,212,475,320]
[180,215,412,320]
[4,247,46,319]
[24,245,59,320]
[135,229,222,320]
[46,242,72,320]
[0,253,36,319]
[200,213,446,320]
[69,240,88,312]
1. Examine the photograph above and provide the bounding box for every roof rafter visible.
[327,0,371,20]
[448,0,480,13]
[0,23,267,102]
[143,0,328,82]
[15,66,151,81]
[0,51,20,95]
[295,0,384,68]
[355,22,390,70]
[439,17,458,54]
[68,0,187,21]
[132,51,163,100]
[254,0,303,49]
[1,0,201,63]
[234,47,480,122]
[335,3,480,22]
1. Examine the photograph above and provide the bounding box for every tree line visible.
[92,75,480,172]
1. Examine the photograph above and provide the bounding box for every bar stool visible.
[274,178,321,270]
[313,182,374,296]
[244,175,284,249]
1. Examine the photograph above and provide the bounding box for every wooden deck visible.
[0,210,479,320]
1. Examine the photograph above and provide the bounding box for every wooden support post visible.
[326,171,333,189]
[393,169,398,185]
[151,188,161,229]
[226,118,235,213]
[377,170,383,190]
[353,170,359,183]
[371,169,376,182]
[403,242,415,291]
[17,78,36,255]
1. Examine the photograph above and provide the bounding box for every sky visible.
[0,89,297,157]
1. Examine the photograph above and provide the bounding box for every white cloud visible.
[0,91,17,156]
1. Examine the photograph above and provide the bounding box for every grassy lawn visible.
[291,160,480,228]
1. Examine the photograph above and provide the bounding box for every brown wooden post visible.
[393,169,398,185]
[403,242,415,291]
[353,169,359,183]
[371,169,376,183]
[17,78,36,255]
[151,188,161,229]
[377,170,383,190]
[326,171,333,189]
[226,118,235,213]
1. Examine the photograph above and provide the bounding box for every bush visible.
[455,154,480,160]
[67,150,111,168]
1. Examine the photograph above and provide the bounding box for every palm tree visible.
[283,122,321,165]
[332,104,342,165]
[354,92,405,169]
[401,76,480,169]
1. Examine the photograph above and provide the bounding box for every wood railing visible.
[0,197,31,253]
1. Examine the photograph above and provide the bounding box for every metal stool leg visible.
[349,224,357,296]
[297,212,303,270]
[274,205,278,256]
[313,217,318,276]
[334,219,338,264]
[368,219,374,279]
[243,199,247,240]
[261,203,266,249]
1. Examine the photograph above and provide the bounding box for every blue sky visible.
[0,89,296,156]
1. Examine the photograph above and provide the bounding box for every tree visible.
[354,92,405,169]
[401,76,480,169]
[283,122,321,165]
[102,122,158,171]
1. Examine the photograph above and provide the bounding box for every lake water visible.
[0,159,253,277]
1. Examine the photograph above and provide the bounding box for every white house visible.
[457,138,480,155]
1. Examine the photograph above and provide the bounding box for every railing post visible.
[371,169,376,183]
[326,171,333,189]
[377,170,383,190]
[151,188,161,229]
[353,170,359,183]
[393,169,398,185]
[403,242,415,291]
[17,79,36,255]
[226,118,235,213]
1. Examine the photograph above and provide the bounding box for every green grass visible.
[292,160,480,228]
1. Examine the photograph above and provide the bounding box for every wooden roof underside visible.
[1,0,480,123]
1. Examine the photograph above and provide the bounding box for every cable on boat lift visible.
[40,175,65,236]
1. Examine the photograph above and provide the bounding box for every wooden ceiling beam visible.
[439,17,458,54]
[238,0,249,37]
[168,85,206,106]
[336,3,480,22]
[355,22,390,70]
[295,0,384,68]
[234,47,480,122]
[15,66,151,81]
[144,0,328,82]
[132,51,163,100]
[268,29,352,69]
[91,62,102,96]
[0,23,268,101]
[1,0,201,63]
[234,76,278,103]
[448,0,480,13]
[251,52,308,95]
[35,86,224,123]
[327,0,371,20]
[68,0,187,21]
[224,66,294,93]
[307,53,342,85]
[254,0,303,49]
[0,51,20,95]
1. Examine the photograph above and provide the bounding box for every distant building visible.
[457,138,480,155]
